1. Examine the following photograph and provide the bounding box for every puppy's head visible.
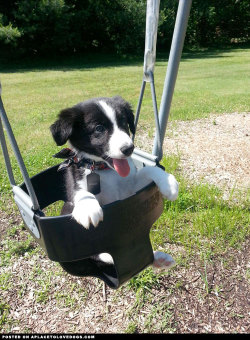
[50,96,135,177]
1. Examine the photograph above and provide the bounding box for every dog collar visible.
[53,148,110,172]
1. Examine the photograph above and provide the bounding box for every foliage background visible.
[0,0,249,59]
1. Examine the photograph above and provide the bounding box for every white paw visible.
[152,251,176,270]
[159,174,179,201]
[97,253,114,264]
[72,198,103,229]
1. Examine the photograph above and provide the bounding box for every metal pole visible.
[0,96,40,211]
[143,0,160,82]
[133,0,161,150]
[0,115,16,186]
[153,0,192,159]
[132,79,146,141]
[148,71,161,156]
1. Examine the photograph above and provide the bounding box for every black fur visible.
[50,96,135,203]
[50,96,135,154]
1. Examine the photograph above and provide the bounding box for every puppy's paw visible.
[159,173,179,201]
[72,198,103,229]
[152,251,176,270]
[97,253,114,264]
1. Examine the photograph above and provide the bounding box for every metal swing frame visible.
[0,0,192,289]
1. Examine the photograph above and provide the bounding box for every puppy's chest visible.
[78,166,137,206]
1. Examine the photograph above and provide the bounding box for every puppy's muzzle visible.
[120,144,134,157]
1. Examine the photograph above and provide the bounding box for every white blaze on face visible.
[99,100,133,159]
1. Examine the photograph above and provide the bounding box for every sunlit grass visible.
[0,49,249,199]
[150,155,250,261]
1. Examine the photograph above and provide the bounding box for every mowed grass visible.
[0,48,249,195]
[152,156,249,259]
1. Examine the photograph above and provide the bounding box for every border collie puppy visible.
[50,96,178,269]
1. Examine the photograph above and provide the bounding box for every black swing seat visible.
[17,164,164,289]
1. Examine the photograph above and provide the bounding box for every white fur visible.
[73,188,103,229]
[97,253,114,264]
[98,100,116,125]
[99,100,133,159]
[135,167,179,201]
[108,127,133,158]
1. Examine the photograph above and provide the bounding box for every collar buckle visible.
[90,162,95,172]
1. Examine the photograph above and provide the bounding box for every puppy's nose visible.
[120,144,134,157]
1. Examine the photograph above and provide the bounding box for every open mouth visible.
[105,157,130,178]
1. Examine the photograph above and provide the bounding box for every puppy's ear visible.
[124,101,135,135]
[50,108,75,146]
[114,96,135,135]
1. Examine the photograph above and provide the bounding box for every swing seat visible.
[18,163,164,289]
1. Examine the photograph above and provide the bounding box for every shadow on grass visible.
[0,53,142,74]
[0,47,247,74]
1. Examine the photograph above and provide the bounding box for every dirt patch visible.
[136,112,250,196]
[1,240,249,333]
[0,206,22,241]
[164,112,250,195]
[165,240,250,333]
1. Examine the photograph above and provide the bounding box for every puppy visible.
[50,96,178,269]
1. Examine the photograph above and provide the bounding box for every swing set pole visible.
[0,88,40,211]
[153,0,192,160]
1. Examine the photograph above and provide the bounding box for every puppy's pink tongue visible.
[113,159,130,177]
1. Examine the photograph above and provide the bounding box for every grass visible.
[0,48,249,332]
[0,48,249,197]
[0,231,36,267]
[143,303,176,333]
[152,155,250,258]
[0,300,10,327]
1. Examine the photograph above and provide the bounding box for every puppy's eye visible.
[95,125,105,133]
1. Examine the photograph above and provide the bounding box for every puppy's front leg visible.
[135,166,179,201]
[72,190,103,229]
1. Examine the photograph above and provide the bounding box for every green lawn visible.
[0,48,249,193]
[0,47,249,262]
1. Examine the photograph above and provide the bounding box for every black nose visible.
[121,144,134,157]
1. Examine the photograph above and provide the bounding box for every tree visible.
[0,0,249,59]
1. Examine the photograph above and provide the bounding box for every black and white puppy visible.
[50,96,178,269]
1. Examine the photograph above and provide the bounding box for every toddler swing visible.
[0,0,192,289]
